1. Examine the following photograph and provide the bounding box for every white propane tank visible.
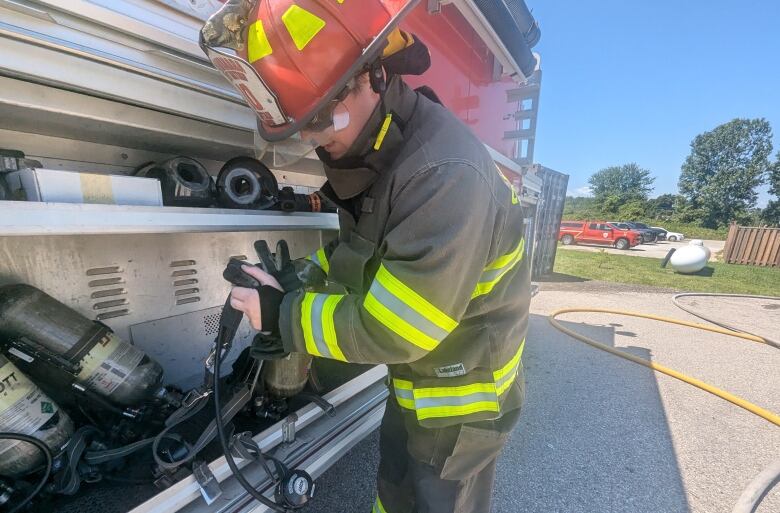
[669,245,710,274]
[689,239,712,260]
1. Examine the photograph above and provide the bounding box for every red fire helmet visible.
[201,0,420,142]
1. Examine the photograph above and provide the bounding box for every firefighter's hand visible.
[229,265,283,331]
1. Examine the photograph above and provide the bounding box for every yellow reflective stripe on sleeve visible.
[392,379,415,410]
[301,293,322,357]
[321,295,346,361]
[247,20,273,63]
[315,248,330,274]
[308,248,330,274]
[281,5,326,51]
[364,294,440,351]
[472,238,525,299]
[301,293,347,361]
[485,238,524,271]
[392,338,525,421]
[364,264,458,352]
[393,379,414,390]
[373,496,388,513]
[375,265,458,333]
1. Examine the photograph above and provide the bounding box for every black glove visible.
[250,279,291,361]
[250,332,292,361]
[223,258,285,339]
[254,239,327,291]
[254,240,301,292]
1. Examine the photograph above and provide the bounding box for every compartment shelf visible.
[0,201,339,236]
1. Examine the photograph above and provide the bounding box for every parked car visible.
[559,221,642,250]
[630,222,667,241]
[653,227,685,242]
[608,221,657,243]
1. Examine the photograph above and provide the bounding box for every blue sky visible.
[529,0,780,205]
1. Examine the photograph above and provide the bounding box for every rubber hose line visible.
[213,325,288,513]
[548,307,779,513]
[548,308,779,426]
[672,293,780,349]
[731,458,780,513]
[0,433,53,513]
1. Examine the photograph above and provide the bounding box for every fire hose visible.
[548,295,779,513]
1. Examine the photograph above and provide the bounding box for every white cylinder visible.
[670,246,709,274]
[689,239,711,259]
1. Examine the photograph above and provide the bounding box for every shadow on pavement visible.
[305,314,690,513]
[538,273,590,283]
[492,314,690,513]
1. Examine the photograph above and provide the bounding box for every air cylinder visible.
[263,353,312,398]
[0,284,164,407]
[0,354,74,477]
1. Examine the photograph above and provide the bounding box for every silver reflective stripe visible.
[368,280,450,342]
[495,364,520,391]
[478,266,507,284]
[309,294,334,359]
[311,250,326,269]
[393,386,414,402]
[413,391,499,409]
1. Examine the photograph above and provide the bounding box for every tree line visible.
[565,118,780,229]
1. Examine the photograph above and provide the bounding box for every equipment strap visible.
[152,384,252,470]
[53,426,100,495]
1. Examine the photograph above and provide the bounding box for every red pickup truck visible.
[559,221,642,250]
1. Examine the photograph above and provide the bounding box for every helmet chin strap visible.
[369,61,389,118]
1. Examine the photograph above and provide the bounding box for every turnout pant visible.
[373,396,521,513]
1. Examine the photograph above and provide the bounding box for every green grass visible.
[552,249,780,295]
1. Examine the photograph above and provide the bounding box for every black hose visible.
[213,324,287,513]
[672,293,780,349]
[660,248,676,268]
[732,458,780,513]
[0,433,53,513]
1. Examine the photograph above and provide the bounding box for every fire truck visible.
[0,1,565,511]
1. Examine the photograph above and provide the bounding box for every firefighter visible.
[202,1,530,511]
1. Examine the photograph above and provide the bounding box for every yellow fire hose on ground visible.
[548,299,779,513]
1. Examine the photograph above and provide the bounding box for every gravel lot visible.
[560,239,726,259]
[308,281,779,513]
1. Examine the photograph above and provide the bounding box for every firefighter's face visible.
[301,74,380,160]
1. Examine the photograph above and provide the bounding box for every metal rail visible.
[0,202,339,236]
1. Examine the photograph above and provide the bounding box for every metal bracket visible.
[281,413,298,444]
[193,461,223,506]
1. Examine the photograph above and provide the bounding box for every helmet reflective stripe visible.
[247,21,273,62]
[282,5,327,51]
[201,0,421,142]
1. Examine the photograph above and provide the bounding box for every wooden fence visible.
[723,223,780,267]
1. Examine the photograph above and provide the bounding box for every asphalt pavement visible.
[306,281,780,513]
